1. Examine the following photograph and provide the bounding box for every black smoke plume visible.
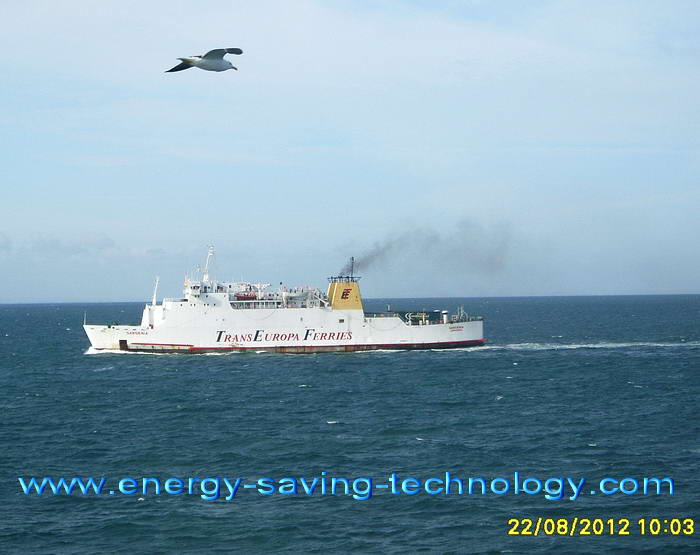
[338,218,510,277]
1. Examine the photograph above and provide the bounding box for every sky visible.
[1,0,699,302]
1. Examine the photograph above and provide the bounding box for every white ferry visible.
[84,247,485,353]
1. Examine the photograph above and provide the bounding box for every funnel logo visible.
[341,288,352,299]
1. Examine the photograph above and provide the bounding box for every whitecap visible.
[488,341,700,352]
[84,348,170,356]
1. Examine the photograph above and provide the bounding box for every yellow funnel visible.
[327,280,363,310]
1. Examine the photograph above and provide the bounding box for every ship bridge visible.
[172,247,329,310]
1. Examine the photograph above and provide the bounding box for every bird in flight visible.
[165,48,243,73]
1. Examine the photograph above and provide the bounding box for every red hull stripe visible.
[131,342,193,347]
[119,339,486,353]
[189,339,485,351]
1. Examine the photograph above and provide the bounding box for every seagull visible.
[165,48,243,73]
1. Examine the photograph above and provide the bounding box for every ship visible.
[84,247,485,353]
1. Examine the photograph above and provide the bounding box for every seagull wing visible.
[202,47,243,59]
[165,62,192,73]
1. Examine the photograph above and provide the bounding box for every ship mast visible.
[202,245,215,283]
[151,276,159,306]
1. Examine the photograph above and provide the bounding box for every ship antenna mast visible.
[203,245,214,282]
[350,256,354,278]
[151,276,159,306]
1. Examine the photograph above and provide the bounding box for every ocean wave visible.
[83,340,699,356]
[476,341,700,352]
[84,347,171,356]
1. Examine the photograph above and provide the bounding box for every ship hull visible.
[88,338,485,354]
[84,306,484,354]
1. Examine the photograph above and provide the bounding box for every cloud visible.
[30,236,116,257]
[0,233,11,253]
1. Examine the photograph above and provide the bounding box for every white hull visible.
[84,306,484,353]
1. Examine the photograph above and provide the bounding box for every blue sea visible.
[1,295,698,553]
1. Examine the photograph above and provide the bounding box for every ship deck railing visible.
[229,300,327,310]
[365,311,483,324]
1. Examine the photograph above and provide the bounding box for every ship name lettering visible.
[217,331,255,343]
[264,332,300,342]
[215,328,353,343]
[311,331,352,341]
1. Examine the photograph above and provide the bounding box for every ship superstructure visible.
[84,247,485,353]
